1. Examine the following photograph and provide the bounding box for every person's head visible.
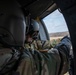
[0,0,26,47]
[26,19,39,43]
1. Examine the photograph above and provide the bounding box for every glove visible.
[60,36,72,49]
[55,36,72,56]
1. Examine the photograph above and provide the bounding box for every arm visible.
[54,36,72,75]
[40,36,71,75]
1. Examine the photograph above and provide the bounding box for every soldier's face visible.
[26,35,33,43]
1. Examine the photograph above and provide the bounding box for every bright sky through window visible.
[43,9,68,33]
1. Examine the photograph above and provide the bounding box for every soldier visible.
[25,19,53,51]
[25,19,39,50]
[24,18,72,75]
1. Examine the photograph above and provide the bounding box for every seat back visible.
[0,0,26,47]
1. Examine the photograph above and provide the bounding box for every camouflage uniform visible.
[16,38,70,75]
[0,47,20,75]
[32,40,53,51]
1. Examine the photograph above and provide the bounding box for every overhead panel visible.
[17,0,54,18]
[26,0,54,18]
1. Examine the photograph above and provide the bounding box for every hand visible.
[55,36,72,56]
[61,36,72,49]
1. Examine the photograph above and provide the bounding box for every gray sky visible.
[43,9,68,33]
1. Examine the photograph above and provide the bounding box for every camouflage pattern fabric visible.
[15,48,69,75]
[0,48,20,75]
[16,49,39,75]
[0,40,69,75]
[16,51,33,75]
[32,40,53,51]
[17,40,69,75]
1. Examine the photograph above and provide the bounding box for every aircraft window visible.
[43,9,69,44]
